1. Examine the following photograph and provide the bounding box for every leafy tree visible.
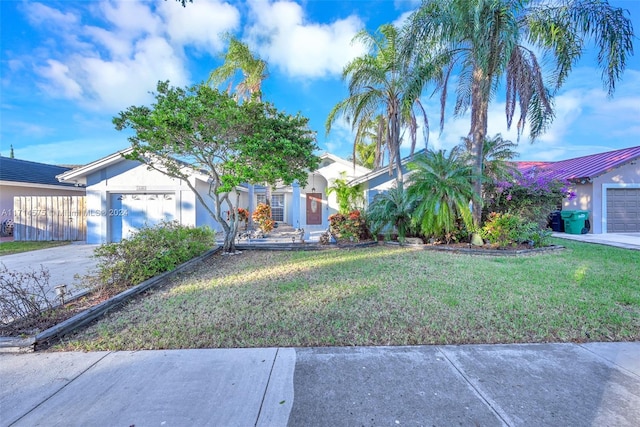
[366,184,417,242]
[407,147,476,240]
[403,0,634,226]
[326,172,365,214]
[326,24,434,183]
[113,81,319,253]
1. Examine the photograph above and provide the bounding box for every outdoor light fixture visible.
[311,173,316,192]
[54,284,67,305]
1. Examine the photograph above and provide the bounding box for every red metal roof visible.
[516,146,640,181]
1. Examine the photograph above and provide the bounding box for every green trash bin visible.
[560,210,589,234]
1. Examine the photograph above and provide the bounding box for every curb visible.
[0,247,220,353]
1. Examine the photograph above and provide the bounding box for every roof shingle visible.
[0,157,78,187]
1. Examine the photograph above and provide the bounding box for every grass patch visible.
[54,239,640,351]
[0,241,71,256]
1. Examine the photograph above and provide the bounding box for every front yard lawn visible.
[55,239,639,351]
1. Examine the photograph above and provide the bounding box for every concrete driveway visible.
[552,232,640,250]
[0,243,99,299]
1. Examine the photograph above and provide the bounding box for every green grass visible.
[55,239,640,351]
[0,240,71,256]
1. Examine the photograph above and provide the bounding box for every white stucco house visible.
[57,150,370,244]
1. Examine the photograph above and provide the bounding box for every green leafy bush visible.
[481,212,522,248]
[481,212,551,248]
[93,221,215,292]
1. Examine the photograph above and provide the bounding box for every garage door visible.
[606,188,640,232]
[109,193,175,242]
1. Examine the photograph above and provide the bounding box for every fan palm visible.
[403,0,634,226]
[326,24,434,183]
[407,147,476,238]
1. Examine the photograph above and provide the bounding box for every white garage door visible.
[109,193,175,242]
[606,188,640,232]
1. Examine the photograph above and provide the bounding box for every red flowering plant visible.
[237,208,249,222]
[329,210,369,242]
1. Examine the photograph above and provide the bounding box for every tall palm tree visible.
[326,24,433,183]
[208,36,268,103]
[403,0,634,226]
[407,147,476,238]
[208,36,272,211]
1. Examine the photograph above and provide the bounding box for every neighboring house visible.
[351,146,640,235]
[0,157,86,239]
[56,150,370,244]
[517,146,640,234]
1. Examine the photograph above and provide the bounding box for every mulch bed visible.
[0,287,122,338]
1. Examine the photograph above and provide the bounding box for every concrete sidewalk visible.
[1,342,639,426]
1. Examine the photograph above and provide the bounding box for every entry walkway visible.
[1,343,639,426]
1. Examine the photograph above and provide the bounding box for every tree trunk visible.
[469,67,490,228]
[389,101,403,184]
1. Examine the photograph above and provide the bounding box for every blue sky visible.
[1,0,639,166]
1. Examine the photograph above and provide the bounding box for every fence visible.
[13,196,87,241]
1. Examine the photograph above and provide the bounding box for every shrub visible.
[366,185,417,243]
[481,212,552,248]
[252,203,275,233]
[483,170,576,227]
[92,221,215,292]
[481,212,522,248]
[0,263,56,329]
[329,210,370,242]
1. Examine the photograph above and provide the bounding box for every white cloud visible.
[245,0,366,78]
[159,0,240,53]
[36,59,83,99]
[22,0,241,112]
[24,2,79,27]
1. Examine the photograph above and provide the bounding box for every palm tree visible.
[208,36,272,212]
[351,115,387,169]
[208,36,268,103]
[326,172,365,214]
[403,0,634,226]
[407,147,476,239]
[366,184,416,242]
[326,24,433,183]
[460,133,519,183]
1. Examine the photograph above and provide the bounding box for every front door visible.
[306,193,322,225]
